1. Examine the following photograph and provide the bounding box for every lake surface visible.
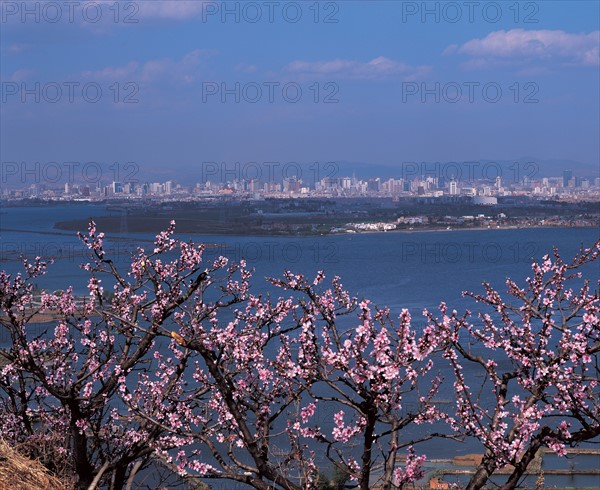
[1,204,598,311]
[1,203,599,478]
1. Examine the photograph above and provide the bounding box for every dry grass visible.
[452,454,484,466]
[0,439,72,490]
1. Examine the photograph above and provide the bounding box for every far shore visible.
[329,224,599,237]
[1,224,597,244]
[48,221,600,238]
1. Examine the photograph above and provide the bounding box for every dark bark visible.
[111,465,127,490]
[466,452,497,490]
[70,422,94,489]
[359,405,377,490]
[499,444,542,490]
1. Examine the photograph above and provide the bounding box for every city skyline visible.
[4,162,599,202]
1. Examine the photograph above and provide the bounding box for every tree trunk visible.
[359,409,377,490]
[466,453,497,490]
[499,444,542,490]
[71,425,94,489]
[111,465,127,490]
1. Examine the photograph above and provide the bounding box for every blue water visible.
[1,204,597,313]
[1,204,599,477]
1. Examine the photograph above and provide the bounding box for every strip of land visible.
[50,198,599,236]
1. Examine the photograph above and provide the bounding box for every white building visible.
[449,179,458,195]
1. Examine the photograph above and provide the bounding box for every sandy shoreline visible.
[328,224,599,237]
[0,225,597,249]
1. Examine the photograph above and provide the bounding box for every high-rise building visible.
[563,170,572,187]
[449,179,458,195]
[367,178,380,192]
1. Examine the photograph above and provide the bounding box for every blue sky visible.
[1,0,599,181]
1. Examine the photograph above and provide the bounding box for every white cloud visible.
[235,63,258,74]
[447,29,599,67]
[81,49,215,84]
[139,1,208,20]
[5,69,35,82]
[82,61,140,80]
[0,1,208,32]
[5,44,30,55]
[284,56,432,80]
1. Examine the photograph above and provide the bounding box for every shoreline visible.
[42,223,600,239]
[4,200,595,239]
[330,224,599,237]
[0,225,600,243]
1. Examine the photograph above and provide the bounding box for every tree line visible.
[1,221,598,490]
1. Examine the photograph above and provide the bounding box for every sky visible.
[1,0,599,183]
